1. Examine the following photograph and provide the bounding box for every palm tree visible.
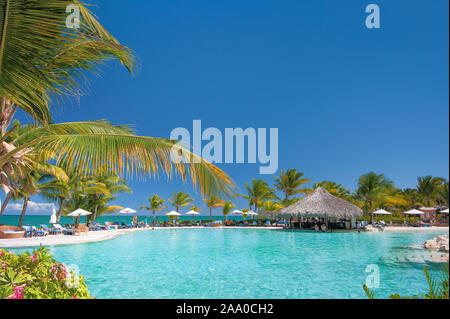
[356,172,393,224]
[222,202,236,223]
[437,182,449,207]
[262,201,284,220]
[242,179,276,212]
[417,176,444,207]
[169,191,193,212]
[0,1,235,206]
[141,195,167,225]
[204,196,225,221]
[88,175,132,222]
[274,170,311,204]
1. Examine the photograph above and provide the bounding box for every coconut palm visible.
[88,175,132,222]
[169,191,193,213]
[417,176,445,207]
[262,201,284,219]
[141,195,167,225]
[274,170,311,204]
[0,1,235,205]
[241,179,276,212]
[222,201,236,223]
[204,196,225,221]
[437,182,449,207]
[356,172,393,224]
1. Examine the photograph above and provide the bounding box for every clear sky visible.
[9,0,449,216]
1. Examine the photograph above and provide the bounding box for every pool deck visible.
[0,226,447,249]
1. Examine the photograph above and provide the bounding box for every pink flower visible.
[1,262,7,270]
[0,251,4,258]
[7,284,26,299]
[29,253,38,262]
[72,294,78,299]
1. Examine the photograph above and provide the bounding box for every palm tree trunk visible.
[0,191,12,217]
[209,207,212,221]
[93,205,98,222]
[0,98,17,135]
[56,198,66,223]
[18,196,29,228]
[152,209,156,225]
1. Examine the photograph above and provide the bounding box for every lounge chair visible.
[35,225,49,237]
[0,226,26,239]
[22,225,34,237]
[264,221,272,227]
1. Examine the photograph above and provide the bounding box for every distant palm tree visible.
[222,202,236,223]
[274,170,311,204]
[356,172,393,224]
[169,191,194,212]
[141,195,167,225]
[262,201,284,219]
[437,182,449,207]
[417,176,445,207]
[241,179,276,212]
[204,196,225,221]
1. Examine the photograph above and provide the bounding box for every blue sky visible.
[8,0,449,216]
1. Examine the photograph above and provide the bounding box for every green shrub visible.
[0,247,91,299]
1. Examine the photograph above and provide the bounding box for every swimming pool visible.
[10,228,449,299]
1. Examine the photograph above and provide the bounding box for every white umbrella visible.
[68,208,92,226]
[67,208,92,217]
[167,211,182,216]
[247,210,258,216]
[403,209,424,215]
[49,208,58,224]
[231,209,243,215]
[119,208,137,224]
[372,209,392,215]
[440,209,449,214]
[185,210,200,221]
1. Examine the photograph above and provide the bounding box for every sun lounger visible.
[22,225,34,237]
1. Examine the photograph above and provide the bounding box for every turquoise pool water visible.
[9,228,449,299]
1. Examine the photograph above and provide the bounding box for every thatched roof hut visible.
[279,187,363,219]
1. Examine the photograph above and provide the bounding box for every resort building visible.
[279,187,363,231]
[419,207,438,222]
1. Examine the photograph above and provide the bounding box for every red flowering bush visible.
[0,247,91,299]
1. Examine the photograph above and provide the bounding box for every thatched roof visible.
[279,187,363,219]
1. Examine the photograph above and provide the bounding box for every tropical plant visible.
[222,201,236,223]
[204,195,225,221]
[241,179,276,212]
[0,247,91,299]
[417,176,445,207]
[437,181,449,207]
[274,169,311,204]
[0,0,235,207]
[356,172,393,224]
[141,194,167,225]
[169,191,193,213]
[364,265,449,299]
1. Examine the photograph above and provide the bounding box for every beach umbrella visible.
[167,211,182,223]
[68,208,92,226]
[231,209,243,215]
[372,209,392,215]
[49,208,58,224]
[247,210,258,220]
[403,209,424,215]
[185,210,200,221]
[440,209,449,214]
[119,208,137,224]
